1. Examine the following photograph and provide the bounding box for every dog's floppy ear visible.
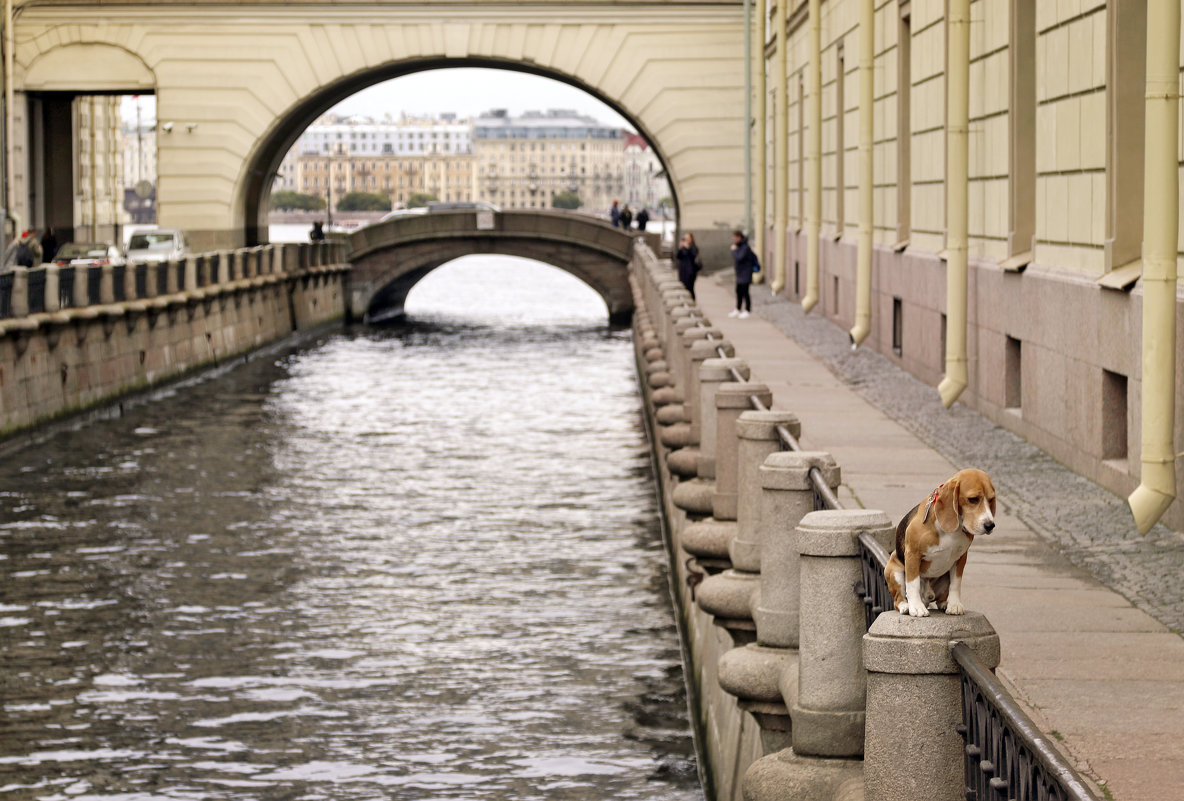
[934,476,961,532]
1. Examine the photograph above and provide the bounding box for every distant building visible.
[472,109,624,212]
[75,95,130,240]
[297,113,471,157]
[276,114,477,209]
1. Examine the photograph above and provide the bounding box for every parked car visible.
[53,242,126,267]
[126,229,190,265]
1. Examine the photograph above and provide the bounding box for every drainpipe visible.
[801,0,822,313]
[849,0,874,346]
[3,0,18,242]
[938,0,970,408]
[754,0,766,278]
[744,0,754,255]
[771,0,788,294]
[1128,0,1180,535]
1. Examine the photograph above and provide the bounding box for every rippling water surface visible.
[0,257,701,801]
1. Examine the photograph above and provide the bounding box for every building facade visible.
[74,95,129,242]
[756,0,1184,530]
[275,114,476,208]
[472,109,625,213]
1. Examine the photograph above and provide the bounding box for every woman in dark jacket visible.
[675,233,700,298]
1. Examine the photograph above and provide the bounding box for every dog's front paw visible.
[897,600,910,614]
[945,600,965,615]
[907,603,930,618]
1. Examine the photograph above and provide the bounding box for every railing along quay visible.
[672,286,1098,801]
[0,240,346,322]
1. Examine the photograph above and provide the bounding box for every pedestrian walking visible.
[636,207,650,231]
[675,232,700,299]
[39,227,58,263]
[610,200,621,227]
[728,229,760,318]
[620,205,633,230]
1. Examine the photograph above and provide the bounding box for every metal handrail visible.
[952,642,1099,801]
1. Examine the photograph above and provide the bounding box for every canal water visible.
[0,257,702,801]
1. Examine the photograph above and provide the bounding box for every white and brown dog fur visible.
[885,468,996,617]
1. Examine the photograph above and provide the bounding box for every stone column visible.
[43,265,60,313]
[9,266,28,316]
[713,382,772,521]
[73,265,90,307]
[753,452,840,649]
[667,333,730,479]
[99,264,115,304]
[697,360,749,481]
[676,357,750,564]
[713,410,802,749]
[792,509,894,758]
[216,251,231,285]
[673,357,750,519]
[864,612,1000,801]
[123,260,138,301]
[183,257,197,291]
[732,411,801,572]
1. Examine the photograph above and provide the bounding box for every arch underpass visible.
[348,210,642,324]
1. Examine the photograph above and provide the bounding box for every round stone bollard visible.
[673,357,749,518]
[687,337,734,445]
[713,382,772,522]
[791,509,894,758]
[732,411,801,573]
[43,265,61,313]
[98,264,115,304]
[753,452,840,649]
[863,612,1000,801]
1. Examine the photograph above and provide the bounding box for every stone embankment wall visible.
[0,242,347,438]
[628,242,1087,801]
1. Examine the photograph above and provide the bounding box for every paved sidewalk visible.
[693,272,1184,801]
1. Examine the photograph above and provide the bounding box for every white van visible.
[126,229,190,265]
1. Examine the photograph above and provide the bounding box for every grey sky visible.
[331,68,633,127]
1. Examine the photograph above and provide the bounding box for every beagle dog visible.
[885,468,996,617]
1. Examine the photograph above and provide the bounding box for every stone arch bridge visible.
[347,210,643,324]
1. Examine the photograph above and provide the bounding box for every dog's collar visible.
[922,483,944,523]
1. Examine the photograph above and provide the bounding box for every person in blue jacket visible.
[729,230,760,318]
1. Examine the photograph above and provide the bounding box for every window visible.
[896,8,911,246]
[1004,336,1022,410]
[892,297,903,356]
[798,73,806,229]
[835,43,846,238]
[1102,370,1128,462]
[1005,0,1037,263]
[1105,0,1146,272]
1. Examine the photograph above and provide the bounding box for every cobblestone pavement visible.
[744,281,1184,634]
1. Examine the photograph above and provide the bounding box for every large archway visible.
[243,57,679,247]
[12,4,745,259]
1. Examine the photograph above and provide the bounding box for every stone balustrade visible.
[627,240,1084,801]
[0,240,346,321]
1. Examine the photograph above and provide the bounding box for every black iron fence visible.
[855,532,893,630]
[954,642,1098,801]
[0,271,12,317]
